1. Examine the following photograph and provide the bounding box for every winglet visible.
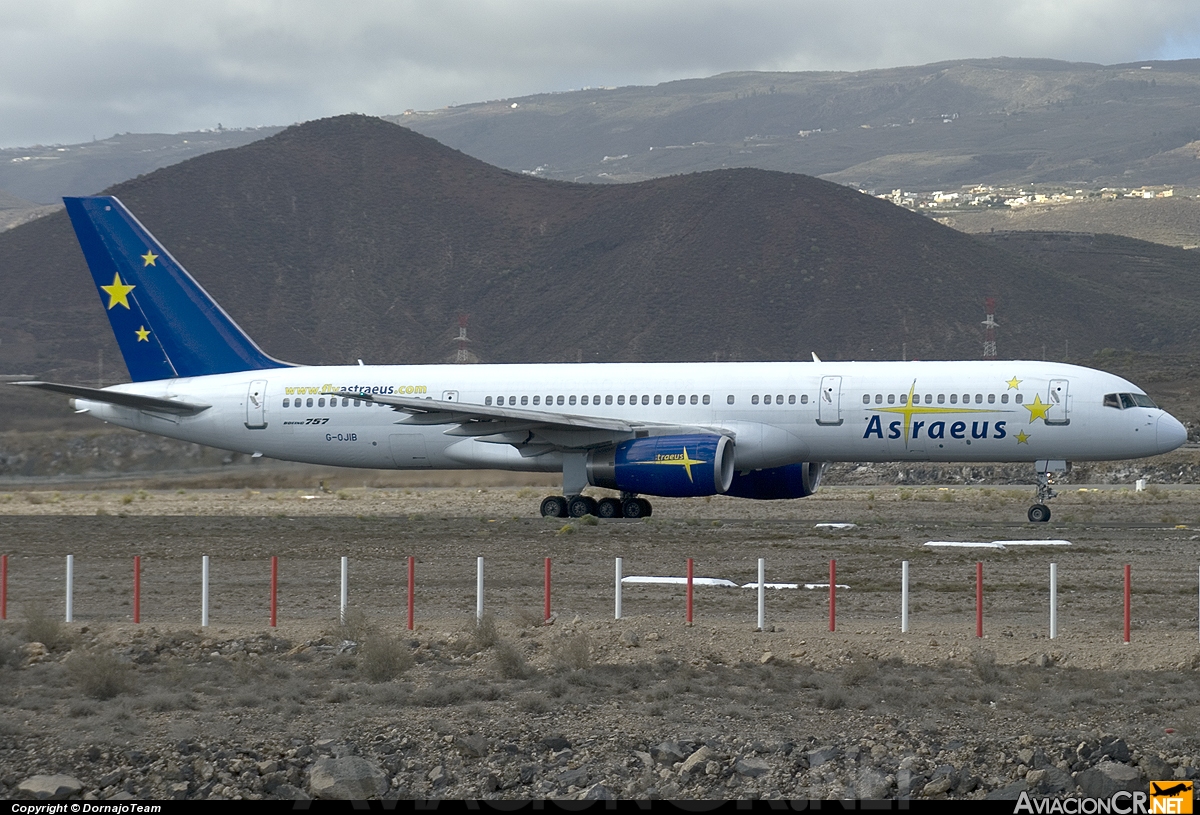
[64,196,291,381]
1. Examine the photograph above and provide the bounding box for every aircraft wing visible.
[341,390,727,449]
[13,381,211,416]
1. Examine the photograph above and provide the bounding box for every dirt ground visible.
[4,481,1200,800]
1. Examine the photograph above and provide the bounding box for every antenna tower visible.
[454,314,473,363]
[982,297,998,359]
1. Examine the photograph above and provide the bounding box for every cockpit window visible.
[1107,392,1158,410]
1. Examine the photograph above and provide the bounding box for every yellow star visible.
[1006,376,1021,389]
[135,326,150,342]
[100,272,135,309]
[142,250,158,266]
[1016,430,1030,444]
[1023,394,1052,423]
[644,446,707,483]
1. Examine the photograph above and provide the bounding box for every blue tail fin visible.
[64,196,290,382]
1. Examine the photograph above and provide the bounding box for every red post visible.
[406,556,415,631]
[1124,564,1131,643]
[543,557,552,621]
[1,554,7,620]
[133,556,141,624]
[974,564,984,638]
[686,558,694,624]
[270,556,278,628]
[829,559,837,632]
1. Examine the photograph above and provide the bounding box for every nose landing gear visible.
[1028,459,1067,523]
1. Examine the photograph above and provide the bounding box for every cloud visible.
[2,0,1199,146]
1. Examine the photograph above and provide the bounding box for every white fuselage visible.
[73,360,1186,475]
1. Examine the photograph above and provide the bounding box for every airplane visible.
[13,195,1188,523]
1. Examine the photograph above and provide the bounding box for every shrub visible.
[359,633,413,682]
[23,605,69,651]
[494,641,531,679]
[69,650,131,700]
[971,650,1002,684]
[552,633,592,672]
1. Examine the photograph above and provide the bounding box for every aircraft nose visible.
[1157,413,1188,453]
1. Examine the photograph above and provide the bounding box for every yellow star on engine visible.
[1006,376,1021,389]
[1016,430,1030,444]
[100,272,135,309]
[142,250,158,266]
[135,326,150,342]
[1023,394,1052,423]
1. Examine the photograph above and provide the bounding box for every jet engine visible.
[588,434,735,497]
[725,461,828,500]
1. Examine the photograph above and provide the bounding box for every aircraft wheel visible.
[596,498,623,518]
[621,498,645,519]
[568,496,598,517]
[540,496,568,518]
[638,498,653,517]
[1028,504,1051,523]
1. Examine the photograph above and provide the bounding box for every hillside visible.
[2,115,1200,435]
[940,197,1200,248]
[395,58,1200,191]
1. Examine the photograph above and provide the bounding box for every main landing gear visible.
[1028,459,1067,523]
[539,492,652,519]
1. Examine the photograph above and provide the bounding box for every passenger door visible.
[1046,379,1070,425]
[245,379,267,429]
[817,376,843,426]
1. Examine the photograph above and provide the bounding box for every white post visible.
[340,556,348,626]
[201,555,209,627]
[476,556,484,624]
[901,560,909,634]
[65,555,73,623]
[1050,562,1058,640]
[614,557,623,620]
[757,558,765,631]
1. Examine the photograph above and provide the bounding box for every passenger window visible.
[702,395,710,405]
[666,395,674,405]
[554,395,562,405]
[949,394,957,404]
[569,395,576,405]
[283,398,290,408]
[618,395,625,405]
[642,395,649,405]
[318,397,326,407]
[765,395,772,405]
[727,395,735,405]
[532,396,540,405]
[988,394,996,404]
[752,395,760,405]
[606,395,613,405]
[776,394,783,404]
[789,395,796,405]
[887,394,895,405]
[353,399,360,407]
[581,395,589,406]
[341,398,348,406]
[937,394,945,404]
[801,394,809,404]
[874,394,882,404]
[861,394,869,405]
[594,395,601,404]
[653,395,661,405]
[678,394,685,404]
[306,398,313,407]
[691,395,699,405]
[924,394,933,405]
[1000,394,1008,404]
[975,394,983,404]
[1015,394,1023,404]
[521,395,528,406]
[900,394,907,405]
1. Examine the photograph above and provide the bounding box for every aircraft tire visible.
[596,498,623,518]
[1028,504,1051,523]
[540,496,569,517]
[568,496,598,517]
[637,498,653,517]
[621,498,645,519]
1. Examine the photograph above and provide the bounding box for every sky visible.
[3,0,1200,148]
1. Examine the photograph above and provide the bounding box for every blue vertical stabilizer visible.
[64,196,291,382]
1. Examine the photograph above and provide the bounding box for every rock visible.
[427,765,447,787]
[620,631,640,648]
[307,756,388,799]
[456,734,488,758]
[855,769,891,799]
[808,745,840,768]
[985,780,1029,800]
[735,757,770,778]
[760,651,774,664]
[580,783,612,800]
[922,775,953,796]
[1140,754,1173,781]
[1032,766,1075,795]
[680,746,714,775]
[559,767,589,788]
[651,741,687,765]
[1103,739,1132,763]
[17,775,83,800]
[1076,761,1143,798]
[540,736,571,752]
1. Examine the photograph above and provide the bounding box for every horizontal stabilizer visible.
[12,381,210,415]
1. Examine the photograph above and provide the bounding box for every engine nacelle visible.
[725,462,828,500]
[588,434,735,497]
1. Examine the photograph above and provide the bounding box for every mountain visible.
[395,58,1200,191]
[1,114,1198,428]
